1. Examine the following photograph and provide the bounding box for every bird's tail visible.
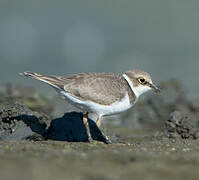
[20,71,64,89]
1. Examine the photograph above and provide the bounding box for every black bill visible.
[148,83,161,93]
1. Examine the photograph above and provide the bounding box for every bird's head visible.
[123,69,160,98]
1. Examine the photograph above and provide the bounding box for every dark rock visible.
[0,101,48,141]
[164,111,199,139]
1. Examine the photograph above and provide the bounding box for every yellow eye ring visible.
[137,77,147,85]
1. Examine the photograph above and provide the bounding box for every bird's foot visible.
[104,135,112,144]
[97,130,112,144]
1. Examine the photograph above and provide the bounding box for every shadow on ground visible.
[46,112,108,143]
[0,102,108,143]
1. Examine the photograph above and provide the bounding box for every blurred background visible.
[0,0,198,98]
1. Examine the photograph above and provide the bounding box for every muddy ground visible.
[0,128,199,180]
[0,81,199,180]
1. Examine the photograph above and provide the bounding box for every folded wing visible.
[21,72,127,105]
[63,73,127,105]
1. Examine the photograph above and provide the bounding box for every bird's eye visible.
[138,77,147,85]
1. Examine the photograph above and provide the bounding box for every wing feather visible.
[63,73,127,105]
[21,72,128,105]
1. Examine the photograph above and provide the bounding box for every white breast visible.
[59,91,135,116]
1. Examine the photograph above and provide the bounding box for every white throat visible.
[122,74,151,98]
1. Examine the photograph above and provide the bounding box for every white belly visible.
[59,91,135,116]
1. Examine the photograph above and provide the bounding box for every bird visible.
[20,70,160,143]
